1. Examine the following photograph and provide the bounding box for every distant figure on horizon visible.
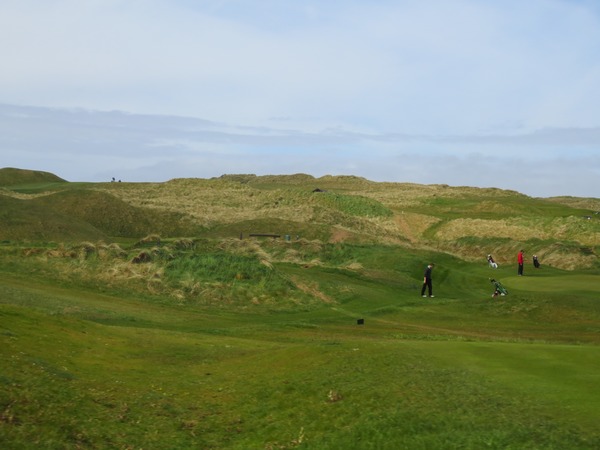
[518,249,524,276]
[487,254,498,269]
[421,263,435,298]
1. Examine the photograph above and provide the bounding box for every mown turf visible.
[1,244,599,449]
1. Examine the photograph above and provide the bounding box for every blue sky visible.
[1,0,599,197]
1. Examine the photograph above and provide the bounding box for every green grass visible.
[315,192,393,218]
[507,273,600,292]
[1,170,599,448]
[2,239,600,449]
[0,167,66,186]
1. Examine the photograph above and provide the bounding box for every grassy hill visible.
[1,170,598,269]
[0,168,205,241]
[1,169,600,448]
[29,189,203,239]
[94,173,599,270]
[0,167,66,186]
[0,194,108,242]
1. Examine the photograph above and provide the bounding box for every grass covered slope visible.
[1,169,598,270]
[0,167,66,186]
[0,167,599,448]
[0,194,108,242]
[29,189,203,238]
[96,174,599,270]
[1,238,600,449]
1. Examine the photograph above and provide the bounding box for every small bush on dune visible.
[296,238,324,253]
[97,242,127,260]
[174,238,195,250]
[345,262,364,271]
[150,245,175,260]
[135,234,161,247]
[45,248,64,258]
[22,247,45,257]
[177,272,203,296]
[107,242,127,258]
[131,251,152,264]
[77,242,97,260]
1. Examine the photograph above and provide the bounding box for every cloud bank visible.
[2,103,598,197]
[0,1,599,197]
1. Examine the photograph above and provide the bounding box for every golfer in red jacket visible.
[517,250,524,276]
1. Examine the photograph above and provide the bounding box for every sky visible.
[1,0,599,198]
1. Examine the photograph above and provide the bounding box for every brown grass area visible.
[97,179,414,243]
[99,178,518,221]
[536,248,597,270]
[92,177,597,269]
[97,179,315,227]
[436,217,600,246]
[345,183,520,208]
[546,196,600,210]
[394,212,440,242]
[436,218,543,241]
[329,227,353,243]
[0,189,56,199]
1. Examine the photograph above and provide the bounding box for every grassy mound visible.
[30,189,203,239]
[0,194,107,242]
[0,167,66,186]
[1,169,598,269]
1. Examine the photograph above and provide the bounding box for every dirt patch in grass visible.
[288,275,335,304]
[329,228,352,243]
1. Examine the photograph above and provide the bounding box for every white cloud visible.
[1,103,599,197]
[0,1,599,197]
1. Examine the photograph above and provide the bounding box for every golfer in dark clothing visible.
[421,263,435,297]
